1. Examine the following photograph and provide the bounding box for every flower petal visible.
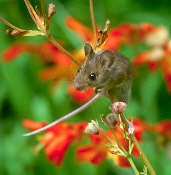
[68,85,94,104]
[23,119,47,131]
[45,135,74,166]
[65,17,93,42]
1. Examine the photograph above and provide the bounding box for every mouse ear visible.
[100,51,114,68]
[84,43,95,58]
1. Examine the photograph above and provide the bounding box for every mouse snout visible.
[74,81,89,91]
[74,82,84,91]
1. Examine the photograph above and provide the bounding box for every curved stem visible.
[0,17,26,31]
[48,34,81,66]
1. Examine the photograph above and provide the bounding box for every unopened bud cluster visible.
[85,120,99,134]
[105,113,119,128]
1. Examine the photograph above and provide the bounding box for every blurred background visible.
[0,0,171,175]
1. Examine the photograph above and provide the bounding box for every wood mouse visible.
[23,43,134,136]
[74,43,134,104]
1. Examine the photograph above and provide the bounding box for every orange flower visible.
[4,20,164,87]
[104,23,135,50]
[132,118,146,142]
[138,23,156,41]
[132,49,162,71]
[132,24,171,93]
[133,45,171,93]
[76,135,107,165]
[65,17,93,42]
[23,119,87,166]
[111,155,131,168]
[40,42,73,66]
[3,41,78,81]
[68,84,94,103]
[77,118,145,168]
[161,55,171,93]
[153,120,171,140]
[3,43,37,62]
[23,119,47,130]
[23,117,152,168]
[107,118,145,167]
[42,132,74,166]
[66,18,138,51]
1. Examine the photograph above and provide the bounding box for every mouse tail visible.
[23,93,101,136]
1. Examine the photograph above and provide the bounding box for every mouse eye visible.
[88,72,96,81]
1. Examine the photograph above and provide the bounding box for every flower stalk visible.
[101,114,140,175]
[127,156,140,175]
[119,113,156,175]
[47,34,81,66]
[0,0,81,66]
[89,0,97,49]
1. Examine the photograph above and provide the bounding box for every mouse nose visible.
[74,83,84,90]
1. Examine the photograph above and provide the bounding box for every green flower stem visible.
[102,115,140,175]
[127,156,140,175]
[131,135,156,175]
[120,113,156,175]
[102,116,127,153]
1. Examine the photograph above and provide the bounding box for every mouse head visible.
[74,43,114,91]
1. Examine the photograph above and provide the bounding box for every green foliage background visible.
[0,0,171,175]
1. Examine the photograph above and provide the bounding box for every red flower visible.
[133,45,171,93]
[77,118,145,168]
[68,84,94,103]
[132,25,171,93]
[23,117,154,168]
[104,23,135,50]
[66,18,138,51]
[132,118,145,142]
[107,118,145,167]
[76,135,107,165]
[138,23,156,41]
[111,155,131,168]
[3,43,37,62]
[23,119,47,130]
[161,55,171,93]
[3,41,78,81]
[153,120,171,139]
[65,17,93,42]
[40,42,73,66]
[23,119,87,166]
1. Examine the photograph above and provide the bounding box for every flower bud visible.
[110,102,127,114]
[105,113,119,128]
[85,120,99,134]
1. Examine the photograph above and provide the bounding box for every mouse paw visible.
[110,102,127,114]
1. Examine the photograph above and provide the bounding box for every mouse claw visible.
[110,102,127,114]
[126,119,134,135]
